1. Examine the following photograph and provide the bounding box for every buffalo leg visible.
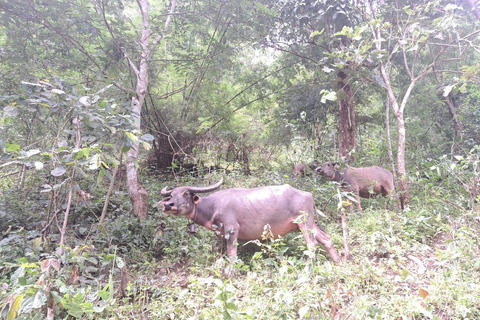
[354,195,363,213]
[298,222,341,263]
[312,225,341,263]
[224,227,239,277]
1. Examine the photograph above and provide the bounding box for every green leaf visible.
[125,131,137,143]
[15,257,28,264]
[5,144,20,152]
[89,154,101,170]
[222,310,232,320]
[32,289,47,309]
[7,295,23,320]
[61,292,95,318]
[251,251,263,261]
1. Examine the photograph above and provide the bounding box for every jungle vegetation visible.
[1,0,480,319]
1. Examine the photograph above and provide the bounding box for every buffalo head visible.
[315,161,340,179]
[158,177,224,216]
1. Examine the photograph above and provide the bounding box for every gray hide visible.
[316,161,396,212]
[158,177,340,263]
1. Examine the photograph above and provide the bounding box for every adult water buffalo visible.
[157,177,340,266]
[315,161,397,212]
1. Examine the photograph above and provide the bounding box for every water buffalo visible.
[158,177,340,268]
[315,161,396,212]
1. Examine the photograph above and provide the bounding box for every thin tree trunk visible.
[337,69,356,160]
[445,94,463,139]
[385,100,397,181]
[59,118,81,255]
[124,0,151,218]
[379,62,411,206]
[125,0,176,218]
[100,148,123,224]
[395,112,410,206]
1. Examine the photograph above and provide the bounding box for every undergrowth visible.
[1,163,480,319]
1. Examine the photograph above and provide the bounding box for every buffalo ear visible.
[158,198,171,205]
[193,194,202,204]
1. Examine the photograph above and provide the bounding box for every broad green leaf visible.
[5,144,20,152]
[7,295,23,320]
[15,257,28,264]
[32,289,47,309]
[89,154,101,170]
[101,167,114,182]
[125,131,137,143]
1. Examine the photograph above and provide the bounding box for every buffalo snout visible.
[159,198,178,213]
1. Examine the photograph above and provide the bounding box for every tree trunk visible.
[395,112,410,206]
[124,0,176,217]
[337,69,356,160]
[385,99,397,181]
[125,0,151,218]
[379,62,411,206]
[126,97,149,218]
[445,93,463,139]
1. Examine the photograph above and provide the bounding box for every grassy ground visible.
[1,171,479,319]
[108,195,480,319]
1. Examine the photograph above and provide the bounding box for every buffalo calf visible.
[316,161,396,212]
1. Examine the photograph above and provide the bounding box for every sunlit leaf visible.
[5,144,20,152]
[51,166,66,177]
[141,133,154,141]
[7,295,23,320]
[79,96,90,106]
[115,256,125,269]
[142,142,152,150]
[299,306,310,319]
[125,131,137,143]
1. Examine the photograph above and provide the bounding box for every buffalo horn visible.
[189,177,224,193]
[161,186,173,196]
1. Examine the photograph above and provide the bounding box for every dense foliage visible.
[1,0,480,319]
